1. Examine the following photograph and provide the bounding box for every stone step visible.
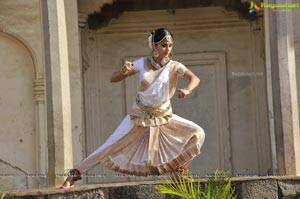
[2,176,300,199]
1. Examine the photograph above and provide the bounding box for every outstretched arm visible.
[177,69,200,98]
[110,61,136,83]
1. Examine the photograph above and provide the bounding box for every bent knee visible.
[195,127,205,142]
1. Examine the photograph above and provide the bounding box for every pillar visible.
[64,0,85,175]
[265,0,300,175]
[41,0,73,186]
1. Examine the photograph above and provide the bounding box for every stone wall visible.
[3,177,300,199]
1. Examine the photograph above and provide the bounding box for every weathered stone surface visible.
[5,177,300,199]
[5,187,109,199]
[109,185,164,199]
[47,188,108,199]
[278,179,300,198]
[164,195,183,199]
[235,179,278,199]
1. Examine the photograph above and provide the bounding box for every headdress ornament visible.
[148,29,173,50]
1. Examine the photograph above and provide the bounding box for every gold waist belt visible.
[136,95,170,118]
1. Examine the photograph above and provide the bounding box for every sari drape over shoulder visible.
[77,58,205,176]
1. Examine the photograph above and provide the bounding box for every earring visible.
[169,51,173,59]
[153,49,159,57]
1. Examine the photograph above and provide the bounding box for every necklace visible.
[149,57,170,70]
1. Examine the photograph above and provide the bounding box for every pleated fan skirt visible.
[77,114,205,176]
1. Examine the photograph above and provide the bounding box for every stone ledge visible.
[2,176,300,199]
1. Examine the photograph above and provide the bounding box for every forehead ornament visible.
[165,34,172,42]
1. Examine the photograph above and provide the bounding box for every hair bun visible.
[151,28,173,44]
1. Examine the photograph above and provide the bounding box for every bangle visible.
[183,88,192,95]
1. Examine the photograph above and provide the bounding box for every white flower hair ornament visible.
[148,33,154,49]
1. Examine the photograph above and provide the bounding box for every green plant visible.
[157,172,201,199]
[202,171,236,199]
[156,170,237,199]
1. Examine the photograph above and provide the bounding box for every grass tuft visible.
[156,170,237,199]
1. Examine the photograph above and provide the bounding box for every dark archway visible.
[87,0,259,29]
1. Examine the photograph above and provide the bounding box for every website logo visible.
[249,1,300,13]
[249,1,262,14]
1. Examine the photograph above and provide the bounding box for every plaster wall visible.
[0,33,35,190]
[0,0,84,190]
[0,0,44,190]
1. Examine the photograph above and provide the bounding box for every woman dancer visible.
[60,28,205,189]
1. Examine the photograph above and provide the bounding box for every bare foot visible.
[59,177,74,189]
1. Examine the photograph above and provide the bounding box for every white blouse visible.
[132,57,188,82]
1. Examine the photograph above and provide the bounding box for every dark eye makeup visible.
[161,44,173,48]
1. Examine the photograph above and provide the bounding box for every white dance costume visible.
[77,57,205,176]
